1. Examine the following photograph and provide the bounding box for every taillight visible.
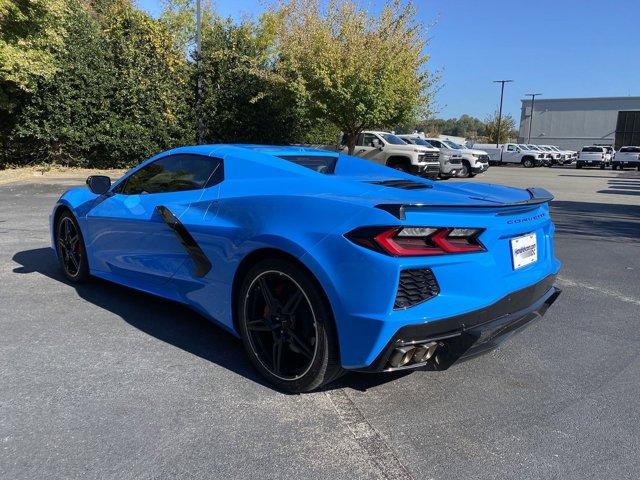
[346,226,486,256]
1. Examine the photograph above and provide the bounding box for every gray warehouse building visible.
[518,96,640,151]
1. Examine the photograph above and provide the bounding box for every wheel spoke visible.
[272,338,284,375]
[246,318,271,332]
[68,251,79,271]
[258,276,279,312]
[288,330,314,360]
[282,289,303,315]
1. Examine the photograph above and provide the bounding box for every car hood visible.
[458,148,488,155]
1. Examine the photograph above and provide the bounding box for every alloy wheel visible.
[57,217,82,277]
[243,271,319,380]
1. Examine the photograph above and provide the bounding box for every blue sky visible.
[137,0,639,121]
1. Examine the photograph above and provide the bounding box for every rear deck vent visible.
[369,179,432,190]
[394,268,440,309]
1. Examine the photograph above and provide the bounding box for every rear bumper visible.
[353,275,560,372]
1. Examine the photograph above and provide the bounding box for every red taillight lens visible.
[347,226,486,256]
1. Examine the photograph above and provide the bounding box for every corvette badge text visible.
[507,213,547,224]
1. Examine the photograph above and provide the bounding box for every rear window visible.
[582,146,604,152]
[277,155,338,174]
[619,146,640,153]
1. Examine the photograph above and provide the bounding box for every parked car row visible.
[339,131,490,180]
[577,145,640,170]
[339,132,639,179]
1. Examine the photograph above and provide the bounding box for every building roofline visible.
[520,95,640,103]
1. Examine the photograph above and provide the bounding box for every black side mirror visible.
[86,175,111,195]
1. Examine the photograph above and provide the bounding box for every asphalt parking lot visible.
[1,166,639,479]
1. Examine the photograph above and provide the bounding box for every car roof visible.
[164,144,339,158]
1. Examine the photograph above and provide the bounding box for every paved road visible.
[1,167,639,479]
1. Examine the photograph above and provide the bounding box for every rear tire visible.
[237,258,343,393]
[55,210,90,283]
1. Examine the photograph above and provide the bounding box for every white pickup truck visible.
[340,131,441,179]
[470,143,544,168]
[396,135,463,179]
[612,146,640,171]
[576,146,611,169]
[423,138,490,178]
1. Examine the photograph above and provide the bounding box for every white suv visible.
[341,131,441,179]
[424,138,490,178]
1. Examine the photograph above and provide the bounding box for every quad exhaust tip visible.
[388,342,438,368]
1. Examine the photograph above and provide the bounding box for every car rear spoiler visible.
[376,187,554,220]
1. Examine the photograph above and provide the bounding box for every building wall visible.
[518,96,640,151]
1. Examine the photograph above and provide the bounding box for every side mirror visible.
[86,175,111,195]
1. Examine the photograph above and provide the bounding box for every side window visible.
[120,154,223,195]
[362,133,378,147]
[430,140,442,148]
[507,144,515,151]
[355,133,364,146]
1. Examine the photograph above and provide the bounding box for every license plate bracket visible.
[511,232,538,269]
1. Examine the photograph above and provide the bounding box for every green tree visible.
[7,0,193,167]
[272,0,432,154]
[484,110,516,144]
[0,0,68,112]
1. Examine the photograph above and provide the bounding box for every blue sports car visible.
[51,145,561,392]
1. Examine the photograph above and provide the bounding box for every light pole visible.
[493,80,513,147]
[525,93,542,143]
[196,0,203,144]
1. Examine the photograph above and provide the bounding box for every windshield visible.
[549,146,561,152]
[620,146,640,153]
[518,144,532,150]
[381,133,408,145]
[582,146,604,153]
[526,145,541,151]
[404,137,433,147]
[443,140,463,150]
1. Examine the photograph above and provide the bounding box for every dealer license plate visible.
[511,232,537,269]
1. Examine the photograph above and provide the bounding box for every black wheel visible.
[611,165,617,170]
[237,258,342,392]
[600,164,605,170]
[576,162,582,169]
[387,160,409,173]
[458,161,470,178]
[522,158,534,168]
[55,210,89,282]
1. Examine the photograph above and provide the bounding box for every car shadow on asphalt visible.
[11,247,404,393]
[550,200,640,242]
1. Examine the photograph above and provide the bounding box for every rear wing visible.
[376,187,554,220]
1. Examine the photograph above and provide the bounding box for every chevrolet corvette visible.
[50,145,561,392]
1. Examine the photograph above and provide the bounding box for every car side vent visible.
[394,268,440,309]
[369,179,432,190]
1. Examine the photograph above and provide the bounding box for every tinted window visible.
[620,146,640,152]
[405,137,433,147]
[362,133,379,147]
[429,140,442,148]
[277,155,337,174]
[120,154,223,195]
[381,133,407,145]
[582,147,604,153]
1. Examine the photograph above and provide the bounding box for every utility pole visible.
[493,80,513,147]
[196,0,203,144]
[525,93,542,143]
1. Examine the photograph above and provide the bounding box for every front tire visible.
[237,258,342,393]
[55,210,90,283]
[522,158,534,168]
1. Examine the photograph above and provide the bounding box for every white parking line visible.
[557,276,640,306]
